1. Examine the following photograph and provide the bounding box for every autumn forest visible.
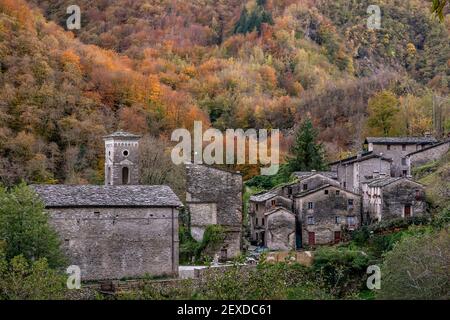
[0,0,449,188]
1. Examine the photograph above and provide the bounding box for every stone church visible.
[33,131,182,280]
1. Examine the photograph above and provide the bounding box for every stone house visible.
[248,189,292,246]
[33,131,182,280]
[365,136,437,177]
[406,139,450,174]
[294,184,362,246]
[329,151,391,193]
[264,207,296,251]
[249,173,362,249]
[185,164,242,261]
[249,172,338,246]
[33,185,181,280]
[361,177,426,223]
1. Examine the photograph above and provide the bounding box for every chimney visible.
[373,170,379,179]
[311,169,316,173]
[357,151,362,159]
[424,132,432,138]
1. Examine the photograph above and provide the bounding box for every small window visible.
[303,184,308,191]
[288,188,292,195]
[256,203,259,211]
[401,158,407,165]
[123,150,129,157]
[336,190,340,195]
[271,200,276,207]
[255,218,259,226]
[335,216,341,224]
[415,190,421,201]
[348,199,354,209]
[308,202,314,209]
[307,216,315,225]
[343,182,346,188]
[324,189,329,195]
[387,145,391,150]
[402,144,406,151]
[402,170,408,177]
[262,218,265,226]
[347,216,356,227]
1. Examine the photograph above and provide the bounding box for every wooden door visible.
[404,205,411,218]
[334,231,341,244]
[308,232,315,245]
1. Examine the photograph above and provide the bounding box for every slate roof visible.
[32,185,182,208]
[365,137,437,145]
[293,171,338,180]
[329,151,391,166]
[406,139,450,156]
[365,177,422,188]
[103,131,141,139]
[294,184,361,198]
[249,189,280,202]
[264,206,295,216]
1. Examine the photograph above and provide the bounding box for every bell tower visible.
[104,131,141,185]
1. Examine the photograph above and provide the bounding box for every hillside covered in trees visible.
[0,0,449,186]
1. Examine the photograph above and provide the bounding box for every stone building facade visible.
[185,164,242,260]
[264,207,296,251]
[104,131,141,185]
[33,185,182,280]
[329,152,391,193]
[33,131,182,281]
[249,173,361,249]
[361,177,426,223]
[365,136,437,177]
[294,184,362,246]
[406,140,450,172]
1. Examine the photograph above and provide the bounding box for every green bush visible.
[0,250,66,300]
[378,228,450,300]
[0,183,66,268]
[313,246,372,297]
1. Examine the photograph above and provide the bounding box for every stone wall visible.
[49,207,179,280]
[104,139,140,185]
[265,208,296,251]
[186,164,243,259]
[296,186,362,246]
[371,144,420,177]
[408,142,450,169]
[381,181,426,220]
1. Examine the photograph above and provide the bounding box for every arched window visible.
[122,167,129,185]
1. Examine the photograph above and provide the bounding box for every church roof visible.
[103,131,141,139]
[32,185,182,208]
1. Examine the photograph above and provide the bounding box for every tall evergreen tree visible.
[287,118,327,172]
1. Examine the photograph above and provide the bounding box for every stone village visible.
[31,131,450,280]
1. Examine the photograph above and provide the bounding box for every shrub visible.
[378,228,450,300]
[0,250,66,300]
[0,183,66,268]
[313,246,371,297]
